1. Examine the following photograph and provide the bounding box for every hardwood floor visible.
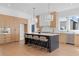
[0,40,79,56]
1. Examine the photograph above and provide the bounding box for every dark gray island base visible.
[24,33,59,52]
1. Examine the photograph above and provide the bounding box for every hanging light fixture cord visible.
[33,8,35,19]
[48,3,50,15]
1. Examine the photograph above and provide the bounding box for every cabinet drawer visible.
[5,39,11,43]
[4,35,11,38]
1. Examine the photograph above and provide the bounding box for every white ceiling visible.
[0,3,79,16]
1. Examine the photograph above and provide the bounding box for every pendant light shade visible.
[47,3,53,20]
[32,8,36,24]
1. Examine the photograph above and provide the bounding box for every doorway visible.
[20,24,24,40]
[20,24,28,41]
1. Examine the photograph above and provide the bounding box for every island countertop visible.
[25,33,59,36]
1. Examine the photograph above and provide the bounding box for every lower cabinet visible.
[74,34,79,46]
[0,35,4,44]
[0,34,12,44]
[11,34,19,42]
[59,33,79,46]
[5,34,12,43]
[59,33,67,44]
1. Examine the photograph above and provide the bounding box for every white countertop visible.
[0,33,10,34]
[26,33,59,36]
[60,31,79,34]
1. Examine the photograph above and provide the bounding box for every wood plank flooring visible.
[0,40,79,56]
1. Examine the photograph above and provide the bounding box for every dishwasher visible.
[66,33,74,45]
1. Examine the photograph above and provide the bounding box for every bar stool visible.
[27,35,33,45]
[40,36,48,48]
[32,36,40,45]
[25,35,28,44]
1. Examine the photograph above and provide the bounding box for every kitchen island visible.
[24,33,59,52]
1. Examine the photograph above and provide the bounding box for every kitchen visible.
[0,3,79,56]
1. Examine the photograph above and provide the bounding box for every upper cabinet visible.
[50,11,58,28]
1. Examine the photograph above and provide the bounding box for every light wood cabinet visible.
[0,35,4,44]
[74,34,79,46]
[59,33,67,44]
[50,21,56,27]
[0,14,28,44]
[59,33,79,46]
[50,11,57,28]
[4,34,11,43]
[0,34,11,44]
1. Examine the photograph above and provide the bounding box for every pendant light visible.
[32,8,36,24]
[33,8,35,19]
[31,8,36,32]
[47,3,52,20]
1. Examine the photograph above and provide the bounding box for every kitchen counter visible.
[25,33,59,52]
[60,30,79,34]
[59,31,79,46]
[25,33,59,36]
[0,33,10,34]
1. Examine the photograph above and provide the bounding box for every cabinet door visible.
[0,35,5,44]
[5,38,11,43]
[50,20,56,28]
[59,33,66,44]
[5,34,11,43]
[14,23,19,41]
[74,35,79,46]
[11,23,19,42]
[11,27,16,42]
